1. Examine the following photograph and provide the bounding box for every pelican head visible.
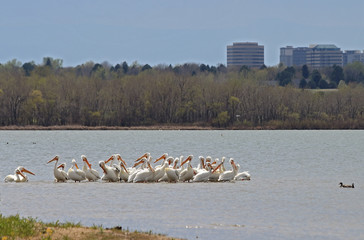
[136,152,150,162]
[71,159,80,169]
[17,166,35,176]
[181,155,193,166]
[104,155,115,165]
[167,157,174,165]
[99,161,107,174]
[116,154,127,166]
[47,155,59,164]
[57,163,66,170]
[82,155,91,168]
[155,153,168,163]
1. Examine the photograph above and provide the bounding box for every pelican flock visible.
[4,153,251,183]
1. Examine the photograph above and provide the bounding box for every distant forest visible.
[1,58,364,129]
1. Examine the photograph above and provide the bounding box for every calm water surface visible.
[0,130,363,240]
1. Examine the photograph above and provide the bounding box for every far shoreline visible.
[0,124,274,130]
[0,124,363,130]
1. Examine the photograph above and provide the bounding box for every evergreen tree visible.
[302,64,309,79]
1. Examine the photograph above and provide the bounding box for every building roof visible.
[309,44,340,50]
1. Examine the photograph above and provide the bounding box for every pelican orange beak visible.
[105,155,114,164]
[57,164,65,169]
[99,163,107,174]
[21,168,35,175]
[147,162,155,173]
[136,153,148,162]
[154,154,167,163]
[75,163,80,170]
[181,156,192,166]
[84,158,92,169]
[133,159,144,168]
[212,163,222,173]
[117,155,127,166]
[121,163,129,173]
[231,160,237,171]
[47,156,58,164]
[173,160,178,169]
[17,170,26,179]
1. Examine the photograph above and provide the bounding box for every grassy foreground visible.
[0,214,182,240]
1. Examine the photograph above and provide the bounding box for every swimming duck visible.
[339,182,354,188]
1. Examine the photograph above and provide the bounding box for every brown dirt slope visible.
[26,226,184,240]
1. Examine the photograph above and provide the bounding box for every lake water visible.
[0,130,363,240]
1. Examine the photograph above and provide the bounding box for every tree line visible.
[1,57,364,129]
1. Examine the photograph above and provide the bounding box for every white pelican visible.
[194,156,206,175]
[152,161,169,182]
[179,155,194,182]
[193,163,213,182]
[15,166,35,182]
[234,164,251,180]
[234,171,251,181]
[68,159,86,182]
[115,154,129,182]
[47,155,68,182]
[81,155,101,181]
[158,156,175,182]
[217,158,238,181]
[165,157,180,182]
[99,160,120,182]
[134,157,155,183]
[4,169,26,182]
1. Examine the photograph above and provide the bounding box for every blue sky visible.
[1,0,363,67]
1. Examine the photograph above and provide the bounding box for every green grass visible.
[0,214,174,240]
[0,214,37,239]
[44,220,82,228]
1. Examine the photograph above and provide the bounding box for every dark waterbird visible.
[339,182,354,188]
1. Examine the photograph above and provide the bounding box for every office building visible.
[227,42,264,68]
[280,44,343,68]
[343,50,364,65]
[280,46,308,67]
[306,44,343,68]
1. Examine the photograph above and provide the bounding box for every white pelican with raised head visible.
[115,154,129,182]
[218,158,238,181]
[179,155,194,182]
[47,155,68,182]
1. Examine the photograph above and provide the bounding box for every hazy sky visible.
[1,0,363,67]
